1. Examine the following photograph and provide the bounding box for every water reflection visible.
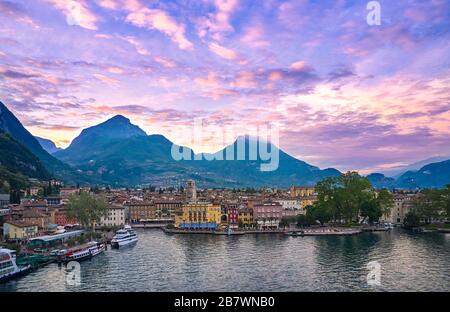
[0,229,448,292]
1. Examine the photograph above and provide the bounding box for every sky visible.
[0,0,449,174]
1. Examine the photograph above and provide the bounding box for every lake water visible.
[1,229,449,292]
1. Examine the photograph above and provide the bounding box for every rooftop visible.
[5,221,38,228]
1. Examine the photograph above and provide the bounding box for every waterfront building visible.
[253,201,283,229]
[238,207,254,228]
[227,206,239,229]
[154,200,183,220]
[99,205,125,227]
[382,194,414,224]
[3,221,38,239]
[28,230,84,249]
[126,201,156,222]
[277,198,305,217]
[185,180,197,203]
[175,203,221,230]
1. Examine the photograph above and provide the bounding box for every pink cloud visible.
[93,73,120,86]
[125,7,193,50]
[197,0,239,41]
[240,23,269,48]
[290,60,306,71]
[208,42,245,64]
[154,56,177,68]
[230,71,256,88]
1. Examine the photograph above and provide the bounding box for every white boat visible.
[62,241,105,263]
[111,225,138,248]
[0,247,32,283]
[54,226,66,235]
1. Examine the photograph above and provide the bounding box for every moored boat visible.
[0,247,32,283]
[61,241,105,263]
[285,231,304,237]
[111,225,138,248]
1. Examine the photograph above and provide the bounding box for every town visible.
[2,175,449,244]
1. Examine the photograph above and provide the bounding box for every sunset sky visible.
[0,0,449,174]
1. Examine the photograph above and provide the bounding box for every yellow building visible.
[3,221,38,239]
[290,186,315,198]
[238,208,254,227]
[299,196,318,209]
[175,203,221,229]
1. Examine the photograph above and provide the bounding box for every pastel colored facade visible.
[99,205,125,227]
[154,200,183,220]
[54,209,78,226]
[253,201,283,229]
[238,208,254,227]
[3,221,38,239]
[299,196,318,209]
[175,203,221,229]
[278,198,305,217]
[127,202,156,222]
[382,194,414,224]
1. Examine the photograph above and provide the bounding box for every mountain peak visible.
[107,114,131,124]
[57,114,147,156]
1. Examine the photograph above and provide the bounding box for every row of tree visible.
[306,172,393,225]
[404,185,450,227]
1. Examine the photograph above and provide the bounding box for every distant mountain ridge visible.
[395,159,450,189]
[54,116,341,187]
[1,100,449,189]
[35,136,62,154]
[0,131,51,187]
[0,101,100,185]
[381,156,450,178]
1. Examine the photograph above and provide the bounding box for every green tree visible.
[443,185,450,218]
[66,192,108,232]
[296,214,315,227]
[311,172,378,225]
[412,189,445,222]
[360,199,382,224]
[404,211,421,228]
[0,180,10,193]
[377,188,394,218]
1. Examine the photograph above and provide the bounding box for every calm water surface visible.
[1,229,449,292]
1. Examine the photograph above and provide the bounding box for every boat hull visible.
[111,237,138,248]
[0,265,32,284]
[62,244,106,263]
